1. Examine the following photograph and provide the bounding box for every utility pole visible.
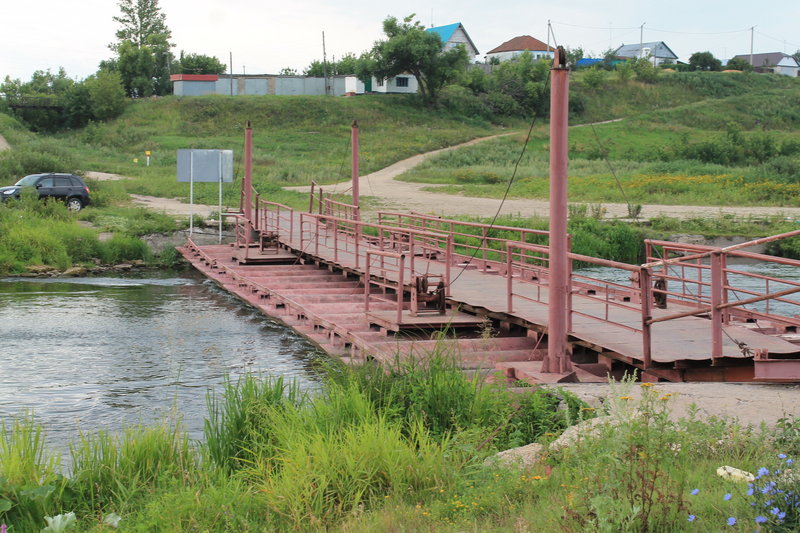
[229,52,233,96]
[322,31,329,96]
[546,20,551,53]
[750,26,755,67]
[640,22,645,58]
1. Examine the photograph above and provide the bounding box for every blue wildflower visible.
[723,493,732,501]
[778,511,786,520]
[770,507,780,515]
[727,517,736,526]
[690,488,700,495]
[687,514,696,522]
[787,458,794,465]
[757,467,770,477]
[778,453,787,459]
[755,515,767,523]
[747,486,754,496]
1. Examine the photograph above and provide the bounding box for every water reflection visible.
[0,275,323,453]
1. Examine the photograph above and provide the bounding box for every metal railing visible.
[377,211,549,274]
[299,212,453,294]
[505,241,654,366]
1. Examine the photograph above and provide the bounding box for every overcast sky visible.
[2,0,799,81]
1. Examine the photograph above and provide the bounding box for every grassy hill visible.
[1,95,512,206]
[402,73,800,208]
[0,70,797,210]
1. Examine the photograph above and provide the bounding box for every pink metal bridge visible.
[179,48,800,384]
[179,193,800,383]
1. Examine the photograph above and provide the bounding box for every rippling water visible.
[0,274,323,453]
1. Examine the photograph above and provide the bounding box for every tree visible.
[689,51,722,71]
[725,57,753,72]
[112,0,171,49]
[565,47,584,68]
[177,52,226,74]
[304,54,361,77]
[109,0,174,96]
[368,14,469,105]
[85,71,127,120]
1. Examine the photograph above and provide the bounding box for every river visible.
[0,274,323,454]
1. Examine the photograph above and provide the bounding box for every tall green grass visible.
[1,361,796,532]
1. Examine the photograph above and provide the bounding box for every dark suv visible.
[0,173,91,211]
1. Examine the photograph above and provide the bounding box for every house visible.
[485,35,553,63]
[613,41,678,65]
[426,22,480,61]
[731,52,799,77]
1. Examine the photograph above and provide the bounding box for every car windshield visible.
[14,174,44,187]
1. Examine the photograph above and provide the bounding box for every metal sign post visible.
[177,149,234,241]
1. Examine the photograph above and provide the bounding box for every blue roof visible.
[576,58,603,67]
[426,22,461,44]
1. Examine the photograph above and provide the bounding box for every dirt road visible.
[286,134,800,221]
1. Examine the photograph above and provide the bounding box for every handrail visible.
[365,249,406,325]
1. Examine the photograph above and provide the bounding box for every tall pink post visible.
[244,121,253,222]
[351,120,360,218]
[543,47,573,374]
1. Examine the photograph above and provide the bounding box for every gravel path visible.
[285,132,800,221]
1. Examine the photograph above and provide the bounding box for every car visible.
[0,173,91,211]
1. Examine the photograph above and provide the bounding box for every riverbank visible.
[1,361,796,532]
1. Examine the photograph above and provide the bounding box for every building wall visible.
[486,50,554,63]
[445,27,478,60]
[176,76,351,96]
[174,80,218,96]
[369,75,418,94]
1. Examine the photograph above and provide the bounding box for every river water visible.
[0,274,323,454]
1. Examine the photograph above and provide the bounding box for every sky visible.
[2,0,799,82]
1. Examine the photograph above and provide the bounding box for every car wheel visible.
[67,197,84,211]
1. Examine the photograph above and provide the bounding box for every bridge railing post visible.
[711,251,724,363]
[506,242,514,313]
[640,267,653,369]
[397,253,405,325]
[446,235,453,296]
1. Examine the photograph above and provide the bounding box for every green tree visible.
[85,71,127,120]
[109,0,174,96]
[61,83,93,129]
[368,14,469,105]
[725,57,753,71]
[0,69,76,132]
[632,58,660,83]
[565,46,584,68]
[689,51,722,71]
[177,52,226,74]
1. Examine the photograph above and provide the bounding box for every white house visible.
[485,35,553,63]
[426,22,480,61]
[345,75,419,94]
[613,41,678,66]
[732,52,799,77]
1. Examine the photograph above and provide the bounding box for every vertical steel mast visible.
[543,47,574,374]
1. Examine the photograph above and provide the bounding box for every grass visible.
[400,80,800,208]
[1,363,797,532]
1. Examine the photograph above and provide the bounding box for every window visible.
[377,78,384,87]
[395,77,409,88]
[37,177,55,188]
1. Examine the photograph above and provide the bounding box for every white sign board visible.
[177,149,234,182]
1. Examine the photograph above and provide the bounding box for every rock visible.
[548,415,617,452]
[486,442,546,469]
[114,263,133,271]
[25,264,58,274]
[63,266,87,276]
[130,259,145,267]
